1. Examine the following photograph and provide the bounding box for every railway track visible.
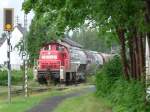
[0,84,83,97]
[11,87,51,95]
[0,86,50,97]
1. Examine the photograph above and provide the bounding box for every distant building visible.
[0,24,25,70]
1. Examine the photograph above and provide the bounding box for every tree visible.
[23,0,148,80]
[71,25,119,53]
[25,16,56,64]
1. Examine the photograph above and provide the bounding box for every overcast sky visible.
[0,0,34,35]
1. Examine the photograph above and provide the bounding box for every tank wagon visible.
[36,38,112,84]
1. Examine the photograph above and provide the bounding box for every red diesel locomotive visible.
[36,38,112,84]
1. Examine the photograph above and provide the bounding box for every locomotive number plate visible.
[42,55,57,59]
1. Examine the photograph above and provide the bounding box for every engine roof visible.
[42,38,83,49]
[61,38,83,48]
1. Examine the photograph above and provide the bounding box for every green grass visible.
[53,93,112,112]
[0,84,92,112]
[0,91,62,112]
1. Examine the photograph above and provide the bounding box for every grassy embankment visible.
[54,93,112,112]
[54,56,150,112]
[0,91,60,112]
[0,84,91,112]
[53,70,112,112]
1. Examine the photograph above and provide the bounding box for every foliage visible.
[102,56,123,79]
[96,56,123,96]
[95,56,148,112]
[86,75,96,85]
[110,79,146,112]
[0,69,33,86]
[22,0,145,32]
[72,25,119,53]
[22,0,148,79]
[25,13,66,64]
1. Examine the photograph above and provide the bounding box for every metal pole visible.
[23,35,28,98]
[23,2,28,97]
[24,59,28,97]
[7,31,11,103]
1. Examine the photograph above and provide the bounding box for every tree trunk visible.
[135,34,141,80]
[138,34,143,80]
[133,33,138,79]
[116,28,129,79]
[129,36,134,78]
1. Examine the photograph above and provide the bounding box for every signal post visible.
[3,8,14,103]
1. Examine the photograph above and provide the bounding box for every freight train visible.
[35,38,112,85]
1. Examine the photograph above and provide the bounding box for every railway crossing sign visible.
[3,8,14,31]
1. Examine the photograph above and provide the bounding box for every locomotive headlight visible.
[41,55,46,59]
[38,64,40,68]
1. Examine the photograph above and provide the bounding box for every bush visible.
[96,70,111,96]
[95,56,148,112]
[0,69,33,86]
[86,75,96,84]
[96,56,123,96]
[102,55,123,80]
[110,79,145,112]
[0,71,8,85]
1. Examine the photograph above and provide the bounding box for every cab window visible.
[56,46,59,51]
[56,46,64,51]
[44,45,51,50]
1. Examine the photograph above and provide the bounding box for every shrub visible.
[0,69,33,86]
[102,55,123,80]
[86,75,96,84]
[110,79,145,112]
[96,55,123,96]
[95,70,111,96]
[95,56,148,112]
[0,70,8,85]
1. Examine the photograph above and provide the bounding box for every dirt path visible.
[26,86,95,112]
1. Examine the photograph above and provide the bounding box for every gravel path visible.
[26,86,95,112]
